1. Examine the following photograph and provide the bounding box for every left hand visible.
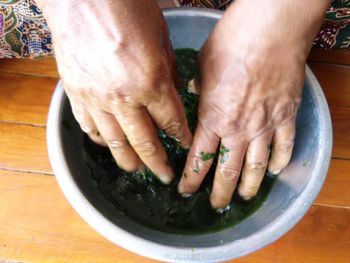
[178,0,330,209]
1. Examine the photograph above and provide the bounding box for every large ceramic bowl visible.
[47,8,332,263]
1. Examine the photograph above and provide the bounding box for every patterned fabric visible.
[180,0,350,49]
[0,0,349,58]
[0,0,52,58]
[313,0,350,49]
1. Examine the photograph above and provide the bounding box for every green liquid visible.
[83,49,277,234]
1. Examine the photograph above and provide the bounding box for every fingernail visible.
[215,205,231,214]
[181,193,192,198]
[159,175,173,185]
[182,145,191,150]
[270,169,281,175]
[241,195,252,201]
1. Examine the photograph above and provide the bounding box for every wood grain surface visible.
[0,123,52,174]
[331,106,350,160]
[309,63,350,107]
[0,58,58,79]
[0,49,349,262]
[0,170,349,263]
[0,72,56,125]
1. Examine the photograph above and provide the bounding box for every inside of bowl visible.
[58,10,326,248]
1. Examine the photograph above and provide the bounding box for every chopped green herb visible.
[302,160,311,167]
[219,145,230,164]
[199,151,216,161]
[192,166,200,174]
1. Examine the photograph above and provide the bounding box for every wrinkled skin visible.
[37,0,330,209]
[178,0,330,208]
[38,0,192,184]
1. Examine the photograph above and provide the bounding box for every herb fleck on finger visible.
[192,166,200,174]
[219,145,230,164]
[302,160,311,167]
[199,151,216,161]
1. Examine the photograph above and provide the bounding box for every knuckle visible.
[219,165,241,183]
[245,161,267,173]
[131,139,158,157]
[274,139,294,153]
[186,154,212,175]
[162,118,183,137]
[106,139,128,150]
[101,88,132,105]
[272,101,299,125]
[191,155,211,169]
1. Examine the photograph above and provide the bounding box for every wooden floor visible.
[0,49,349,263]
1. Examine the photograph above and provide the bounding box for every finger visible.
[69,98,106,146]
[268,120,296,174]
[147,83,193,148]
[178,124,220,195]
[238,132,273,200]
[210,138,248,209]
[114,106,174,184]
[91,110,143,172]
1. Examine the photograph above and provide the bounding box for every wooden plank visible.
[0,123,52,174]
[0,57,59,78]
[235,205,350,263]
[315,159,350,208]
[0,72,57,125]
[0,170,156,263]
[309,63,350,107]
[331,106,350,159]
[307,49,350,65]
[0,170,349,263]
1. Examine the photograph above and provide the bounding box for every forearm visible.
[35,0,162,39]
[220,0,331,58]
[35,0,165,61]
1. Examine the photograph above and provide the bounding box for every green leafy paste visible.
[83,48,277,234]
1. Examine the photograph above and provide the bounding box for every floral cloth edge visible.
[180,0,350,49]
[0,0,349,58]
[0,0,52,58]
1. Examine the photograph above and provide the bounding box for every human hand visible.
[178,0,330,208]
[39,0,192,183]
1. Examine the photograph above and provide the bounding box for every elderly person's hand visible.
[38,0,192,184]
[178,0,330,209]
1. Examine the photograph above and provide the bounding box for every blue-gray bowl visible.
[47,8,332,263]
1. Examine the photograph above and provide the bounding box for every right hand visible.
[39,0,192,183]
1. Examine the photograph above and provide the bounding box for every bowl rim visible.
[46,8,333,263]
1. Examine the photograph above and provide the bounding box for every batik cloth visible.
[180,0,350,49]
[0,0,349,58]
